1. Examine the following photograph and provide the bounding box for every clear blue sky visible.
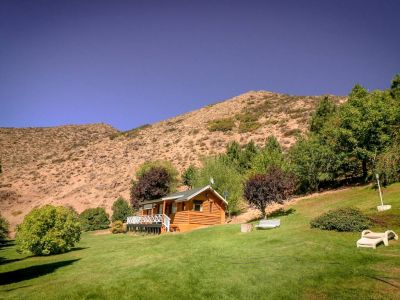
[1,0,399,130]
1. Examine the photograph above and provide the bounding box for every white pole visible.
[376,174,384,207]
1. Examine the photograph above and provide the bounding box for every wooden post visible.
[241,223,253,233]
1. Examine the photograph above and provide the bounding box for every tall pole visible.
[376,174,384,207]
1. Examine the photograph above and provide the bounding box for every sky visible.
[1,0,399,130]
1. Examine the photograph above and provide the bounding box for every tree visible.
[0,213,9,242]
[310,96,337,134]
[250,136,289,174]
[15,205,81,255]
[131,167,173,206]
[182,164,198,188]
[111,197,132,222]
[135,160,179,191]
[221,140,258,173]
[193,157,243,214]
[321,86,398,180]
[79,207,110,231]
[289,135,339,192]
[375,139,400,185]
[390,74,400,100]
[244,167,296,219]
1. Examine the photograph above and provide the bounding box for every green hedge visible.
[310,208,370,232]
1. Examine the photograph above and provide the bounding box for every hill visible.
[0,91,346,229]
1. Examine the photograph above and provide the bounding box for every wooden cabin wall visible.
[171,190,226,225]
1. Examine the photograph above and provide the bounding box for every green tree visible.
[322,86,397,180]
[0,213,9,242]
[182,164,198,188]
[193,157,243,214]
[250,136,289,174]
[79,208,110,231]
[289,135,339,192]
[111,197,132,222]
[310,96,337,134]
[390,73,400,100]
[15,205,81,255]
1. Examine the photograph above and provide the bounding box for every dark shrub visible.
[0,213,9,242]
[15,205,81,255]
[111,197,132,222]
[80,208,110,231]
[310,208,370,232]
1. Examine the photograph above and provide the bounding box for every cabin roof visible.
[140,185,228,205]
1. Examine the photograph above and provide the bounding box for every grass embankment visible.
[1,184,400,299]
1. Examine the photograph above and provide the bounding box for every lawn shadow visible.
[0,259,80,285]
[0,257,28,266]
[268,208,296,218]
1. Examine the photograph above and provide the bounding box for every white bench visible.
[255,219,280,229]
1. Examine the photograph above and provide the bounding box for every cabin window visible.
[158,204,162,214]
[182,202,186,211]
[193,200,203,212]
[209,201,213,213]
[172,203,177,214]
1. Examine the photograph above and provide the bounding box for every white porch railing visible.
[127,214,170,232]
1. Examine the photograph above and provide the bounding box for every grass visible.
[1,184,400,299]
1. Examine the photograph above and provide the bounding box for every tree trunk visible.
[362,159,368,181]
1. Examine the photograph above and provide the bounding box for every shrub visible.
[111,197,132,222]
[310,208,370,232]
[0,213,9,242]
[80,208,110,231]
[208,118,235,132]
[15,205,81,255]
[111,221,125,234]
[135,160,179,191]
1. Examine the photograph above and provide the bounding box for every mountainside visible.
[0,91,346,229]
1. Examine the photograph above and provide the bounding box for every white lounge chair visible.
[255,219,280,229]
[361,230,398,246]
[357,237,384,249]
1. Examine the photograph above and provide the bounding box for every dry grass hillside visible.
[0,91,346,229]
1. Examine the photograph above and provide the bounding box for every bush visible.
[111,197,132,222]
[111,221,125,234]
[310,208,370,232]
[0,213,9,242]
[15,205,81,255]
[80,208,110,231]
[208,118,235,132]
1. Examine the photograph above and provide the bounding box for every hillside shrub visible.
[111,197,132,222]
[111,221,125,234]
[208,118,235,132]
[0,213,9,242]
[182,164,198,188]
[80,208,110,231]
[135,160,179,191]
[15,205,81,255]
[310,208,370,232]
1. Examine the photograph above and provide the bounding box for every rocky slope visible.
[0,91,346,229]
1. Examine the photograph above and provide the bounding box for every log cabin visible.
[127,185,227,233]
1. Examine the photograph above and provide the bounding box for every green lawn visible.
[1,184,400,300]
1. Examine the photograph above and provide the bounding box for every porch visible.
[126,214,171,233]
